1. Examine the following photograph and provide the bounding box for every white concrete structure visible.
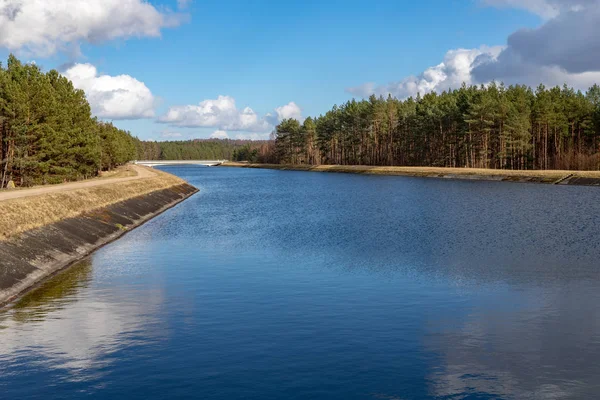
[134,160,226,167]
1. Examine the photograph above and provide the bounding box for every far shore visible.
[221,162,600,186]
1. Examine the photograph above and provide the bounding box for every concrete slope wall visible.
[0,183,198,307]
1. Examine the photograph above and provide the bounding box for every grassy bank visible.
[0,165,138,194]
[222,162,600,184]
[0,166,186,240]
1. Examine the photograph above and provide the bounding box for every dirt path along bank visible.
[0,165,154,202]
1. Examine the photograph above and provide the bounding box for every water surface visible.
[1,167,600,399]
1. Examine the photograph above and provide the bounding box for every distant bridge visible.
[134,160,226,167]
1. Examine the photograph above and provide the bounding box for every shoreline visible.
[0,169,198,308]
[221,162,600,186]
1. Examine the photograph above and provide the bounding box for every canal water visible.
[1,166,600,399]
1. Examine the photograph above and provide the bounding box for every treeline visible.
[232,144,260,162]
[135,139,270,161]
[0,55,136,187]
[271,83,600,170]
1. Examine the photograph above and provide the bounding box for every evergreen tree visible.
[266,82,600,171]
[0,55,138,187]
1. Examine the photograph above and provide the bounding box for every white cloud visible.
[481,0,597,18]
[234,133,270,140]
[160,131,182,139]
[472,0,600,86]
[177,0,192,9]
[0,0,186,56]
[472,49,600,90]
[348,0,600,99]
[210,130,229,139]
[347,46,504,99]
[63,63,156,120]
[480,0,561,18]
[497,4,600,74]
[274,102,303,121]
[159,95,270,131]
[159,96,303,132]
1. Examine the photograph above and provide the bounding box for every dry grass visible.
[0,165,138,193]
[0,168,186,240]
[223,162,600,180]
[97,165,138,179]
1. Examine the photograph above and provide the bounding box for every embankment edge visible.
[0,183,198,308]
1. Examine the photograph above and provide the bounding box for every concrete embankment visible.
[222,162,600,186]
[0,167,197,307]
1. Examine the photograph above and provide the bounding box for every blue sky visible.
[0,0,598,140]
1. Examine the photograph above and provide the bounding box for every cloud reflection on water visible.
[425,282,600,399]
[0,259,166,380]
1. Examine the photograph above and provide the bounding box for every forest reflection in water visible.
[6,260,94,323]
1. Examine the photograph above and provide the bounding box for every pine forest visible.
[269,83,600,170]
